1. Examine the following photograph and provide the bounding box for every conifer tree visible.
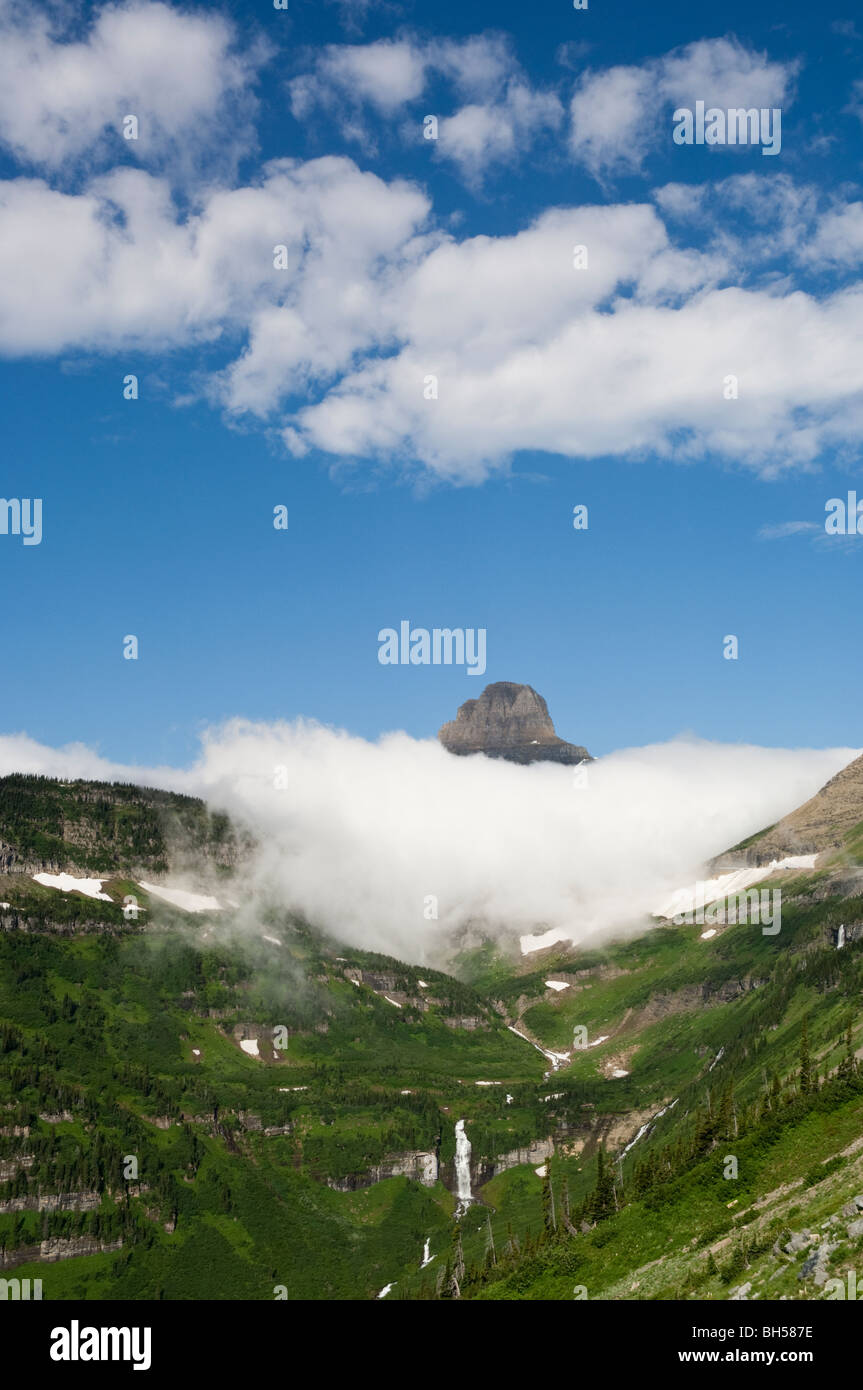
[450,1222,465,1299]
[799,1016,813,1096]
[838,1015,856,1083]
[592,1146,615,1222]
[541,1170,554,1237]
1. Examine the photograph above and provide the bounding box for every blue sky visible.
[1,0,863,766]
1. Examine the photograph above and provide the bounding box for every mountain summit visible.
[437,682,591,765]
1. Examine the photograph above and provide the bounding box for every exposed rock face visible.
[438,682,591,766]
[326,1151,439,1192]
[713,750,863,868]
[0,1237,122,1271]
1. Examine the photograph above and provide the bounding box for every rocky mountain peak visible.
[437,681,591,765]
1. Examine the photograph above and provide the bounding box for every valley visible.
[1,751,862,1301]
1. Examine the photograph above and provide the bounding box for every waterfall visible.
[420,1238,434,1268]
[454,1119,473,1210]
[837,924,846,950]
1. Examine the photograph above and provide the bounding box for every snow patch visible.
[139,882,222,913]
[621,1098,679,1157]
[520,927,573,956]
[240,1039,260,1058]
[507,1025,567,1073]
[33,873,112,902]
[653,856,818,920]
[545,980,570,991]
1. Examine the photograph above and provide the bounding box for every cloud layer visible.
[0,723,855,964]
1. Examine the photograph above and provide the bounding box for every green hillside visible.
[2,775,862,1301]
[0,773,244,877]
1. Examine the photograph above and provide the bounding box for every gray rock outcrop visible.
[438,682,591,766]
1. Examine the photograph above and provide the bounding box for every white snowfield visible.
[653,855,817,921]
[240,1039,260,1057]
[545,980,569,991]
[519,926,573,956]
[138,882,223,913]
[519,855,818,956]
[33,873,113,901]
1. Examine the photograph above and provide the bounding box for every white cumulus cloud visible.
[0,0,266,178]
[570,37,797,178]
[0,722,856,965]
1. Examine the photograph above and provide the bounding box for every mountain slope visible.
[2,766,862,1301]
[0,773,246,878]
[714,750,863,867]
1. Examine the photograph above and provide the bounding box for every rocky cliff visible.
[438,682,591,765]
[0,773,250,877]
